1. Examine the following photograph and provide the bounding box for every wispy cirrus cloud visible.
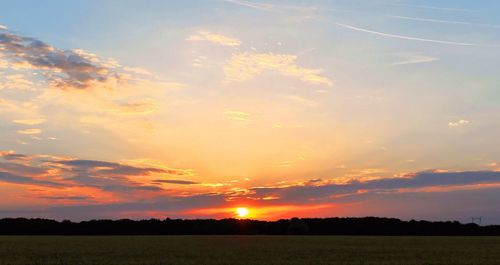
[187,31,241,47]
[224,52,333,85]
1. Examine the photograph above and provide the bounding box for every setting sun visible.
[236,207,250,218]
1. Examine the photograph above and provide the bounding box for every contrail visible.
[223,0,497,48]
[390,15,500,29]
[388,3,479,13]
[223,0,273,11]
[335,22,494,47]
[223,0,348,13]
[392,55,438,66]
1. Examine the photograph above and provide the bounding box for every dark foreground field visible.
[0,236,499,265]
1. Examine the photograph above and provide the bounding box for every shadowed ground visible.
[0,236,499,265]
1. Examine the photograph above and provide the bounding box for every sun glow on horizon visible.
[236,207,250,218]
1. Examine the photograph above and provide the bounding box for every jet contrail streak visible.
[391,15,500,29]
[335,22,487,47]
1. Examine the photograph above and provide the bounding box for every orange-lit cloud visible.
[3,150,500,220]
[17,128,41,135]
[0,74,34,90]
[12,118,46,125]
[187,31,241,47]
[224,110,252,121]
[448,119,470,127]
[224,52,333,85]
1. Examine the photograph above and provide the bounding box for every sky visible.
[1,0,500,224]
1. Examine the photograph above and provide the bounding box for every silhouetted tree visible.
[0,217,498,235]
[287,218,309,235]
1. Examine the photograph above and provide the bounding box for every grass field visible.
[0,236,499,265]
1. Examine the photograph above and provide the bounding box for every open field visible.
[0,236,499,265]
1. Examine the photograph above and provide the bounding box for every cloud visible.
[12,118,46,125]
[250,171,500,203]
[392,54,438,66]
[108,99,157,115]
[38,195,92,201]
[0,151,28,161]
[52,195,226,220]
[0,171,62,187]
[286,95,318,107]
[0,30,123,89]
[224,52,332,85]
[153,179,200,185]
[42,158,193,192]
[224,110,252,121]
[448,119,470,127]
[0,74,35,90]
[123,67,153,76]
[0,195,226,220]
[0,25,7,30]
[335,23,495,47]
[187,31,241,47]
[0,161,47,176]
[17,128,41,135]
[0,151,197,198]
[52,159,179,176]
[2,151,500,221]
[5,170,500,221]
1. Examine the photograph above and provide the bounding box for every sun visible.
[236,207,250,218]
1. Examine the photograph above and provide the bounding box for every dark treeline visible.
[1,217,500,235]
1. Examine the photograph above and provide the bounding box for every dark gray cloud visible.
[38,195,92,201]
[37,194,226,220]
[251,171,500,203]
[0,30,121,89]
[0,153,28,161]
[0,171,63,187]
[0,162,47,176]
[0,154,174,192]
[53,159,182,176]
[153,179,200,185]
[3,150,500,222]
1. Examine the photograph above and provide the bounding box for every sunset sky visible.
[1,0,500,223]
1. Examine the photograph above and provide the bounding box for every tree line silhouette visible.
[1,217,499,235]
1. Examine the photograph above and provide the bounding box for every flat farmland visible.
[0,236,499,265]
